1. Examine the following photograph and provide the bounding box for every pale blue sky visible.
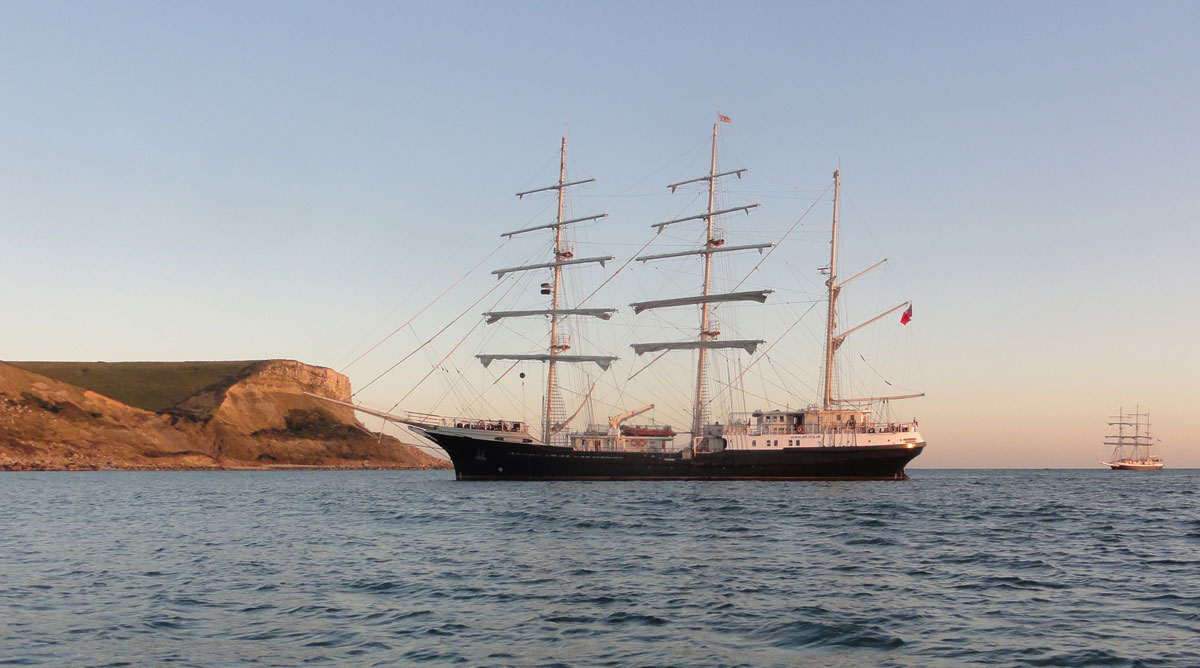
[3,2,1198,466]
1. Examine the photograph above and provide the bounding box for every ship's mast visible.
[692,123,720,438]
[481,137,618,446]
[543,139,570,442]
[822,169,841,411]
[817,169,919,411]
[630,118,767,446]
[1105,405,1155,459]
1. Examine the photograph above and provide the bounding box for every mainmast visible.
[631,118,769,444]
[479,137,617,446]
[547,138,568,444]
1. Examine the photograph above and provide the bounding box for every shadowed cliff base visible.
[0,360,449,471]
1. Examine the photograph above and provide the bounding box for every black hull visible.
[422,431,924,481]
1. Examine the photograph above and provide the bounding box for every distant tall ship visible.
[336,119,926,480]
[1100,407,1163,470]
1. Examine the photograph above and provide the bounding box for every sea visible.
[1,469,1197,668]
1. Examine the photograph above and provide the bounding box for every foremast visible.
[631,119,769,443]
[479,137,617,446]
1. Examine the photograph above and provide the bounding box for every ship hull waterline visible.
[1101,461,1164,471]
[419,429,924,481]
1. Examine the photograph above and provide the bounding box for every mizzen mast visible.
[631,119,769,442]
[820,170,918,409]
[479,137,617,445]
[822,169,841,411]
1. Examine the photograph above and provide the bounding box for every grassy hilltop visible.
[8,361,258,412]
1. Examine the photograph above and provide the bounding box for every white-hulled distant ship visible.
[1101,407,1163,470]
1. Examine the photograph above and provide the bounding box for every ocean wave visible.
[754,618,905,650]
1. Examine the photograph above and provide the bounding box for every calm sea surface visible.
[1,470,1197,667]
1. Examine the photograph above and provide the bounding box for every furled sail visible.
[630,290,772,315]
[631,340,764,356]
[635,243,773,263]
[484,308,616,324]
[492,255,614,279]
[477,354,617,371]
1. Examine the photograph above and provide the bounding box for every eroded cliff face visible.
[0,360,448,470]
[0,364,201,468]
[173,360,356,431]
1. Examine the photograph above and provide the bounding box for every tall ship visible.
[1100,407,1163,470]
[338,120,926,479]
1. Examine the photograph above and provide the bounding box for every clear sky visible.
[3,1,1197,467]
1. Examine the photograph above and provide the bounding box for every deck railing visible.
[400,411,528,434]
[722,421,918,437]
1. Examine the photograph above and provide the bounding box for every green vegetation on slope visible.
[8,361,260,411]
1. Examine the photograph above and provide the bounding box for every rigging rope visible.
[690,183,830,414]
[730,182,832,293]
[625,350,670,382]
[706,301,819,409]
[385,276,523,412]
[573,137,714,308]
[339,240,510,374]
[354,274,515,396]
[577,232,660,308]
[552,376,603,433]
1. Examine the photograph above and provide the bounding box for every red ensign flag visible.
[718,114,732,123]
[900,304,913,325]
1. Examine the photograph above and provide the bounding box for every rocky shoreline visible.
[1,462,447,471]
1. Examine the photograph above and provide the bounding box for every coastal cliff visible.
[0,360,448,470]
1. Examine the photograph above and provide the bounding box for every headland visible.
[0,359,448,471]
